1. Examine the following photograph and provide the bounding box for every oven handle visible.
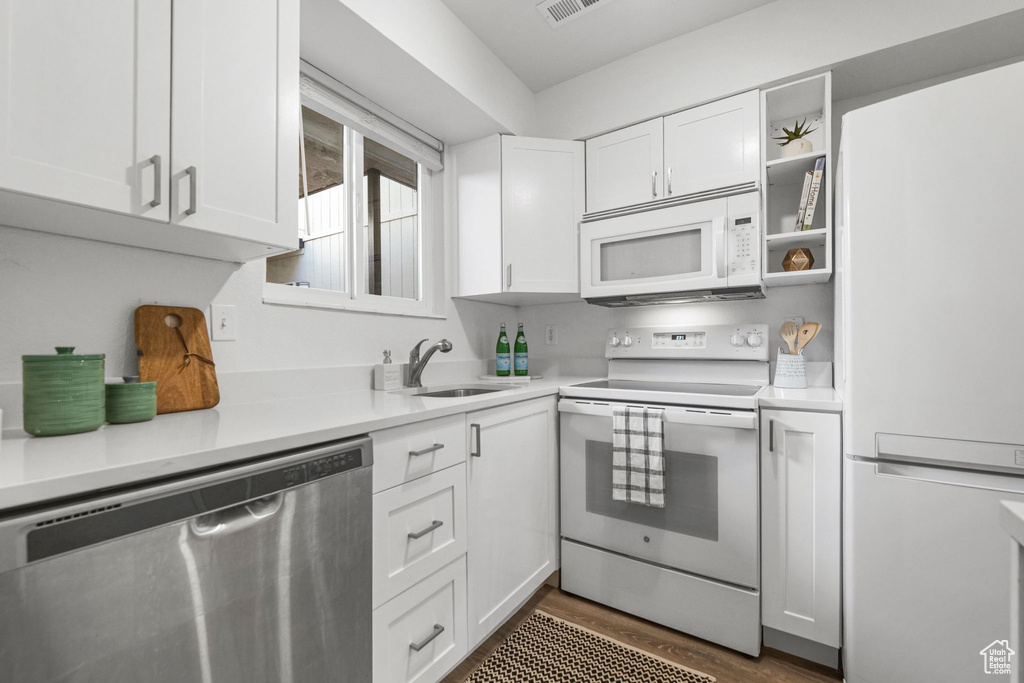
[557,399,757,430]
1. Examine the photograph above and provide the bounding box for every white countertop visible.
[1002,501,1024,547]
[0,376,842,513]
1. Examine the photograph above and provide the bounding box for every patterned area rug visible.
[464,610,716,682]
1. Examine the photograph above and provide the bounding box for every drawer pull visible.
[409,443,444,457]
[408,520,443,540]
[409,624,445,652]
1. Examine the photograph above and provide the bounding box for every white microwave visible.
[579,192,763,306]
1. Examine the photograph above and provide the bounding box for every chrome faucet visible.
[407,338,452,387]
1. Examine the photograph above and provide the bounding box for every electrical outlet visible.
[211,304,237,341]
[786,317,804,329]
[545,325,558,346]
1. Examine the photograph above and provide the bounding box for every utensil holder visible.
[774,348,808,388]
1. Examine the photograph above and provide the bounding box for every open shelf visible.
[765,228,828,250]
[766,152,827,186]
[763,269,833,287]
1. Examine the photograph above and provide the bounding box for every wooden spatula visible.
[795,322,822,354]
[780,321,799,354]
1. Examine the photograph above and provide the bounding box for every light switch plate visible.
[545,325,558,346]
[210,304,237,341]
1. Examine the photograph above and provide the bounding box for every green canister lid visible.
[23,347,106,362]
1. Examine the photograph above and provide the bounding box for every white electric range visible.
[558,323,769,656]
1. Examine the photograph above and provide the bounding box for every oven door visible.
[580,199,727,299]
[559,398,758,589]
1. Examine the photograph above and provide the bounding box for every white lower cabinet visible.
[760,409,841,649]
[373,555,468,683]
[466,397,558,647]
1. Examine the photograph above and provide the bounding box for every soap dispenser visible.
[374,350,402,391]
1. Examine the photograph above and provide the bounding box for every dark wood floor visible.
[444,585,842,683]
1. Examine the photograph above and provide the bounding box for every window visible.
[264,68,443,317]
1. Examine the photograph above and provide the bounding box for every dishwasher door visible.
[0,437,372,683]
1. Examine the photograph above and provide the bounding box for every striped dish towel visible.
[612,406,665,508]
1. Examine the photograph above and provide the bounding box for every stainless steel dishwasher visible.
[0,436,372,683]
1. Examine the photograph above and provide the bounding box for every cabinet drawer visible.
[373,464,467,608]
[373,555,467,683]
[372,415,467,493]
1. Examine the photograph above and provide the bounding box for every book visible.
[801,157,827,231]
[794,171,813,231]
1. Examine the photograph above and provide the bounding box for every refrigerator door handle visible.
[875,461,1024,495]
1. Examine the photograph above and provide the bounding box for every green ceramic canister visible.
[22,347,105,436]
[105,381,157,424]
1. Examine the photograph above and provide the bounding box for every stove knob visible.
[622,336,633,347]
[609,335,621,347]
[746,333,763,347]
[730,333,746,347]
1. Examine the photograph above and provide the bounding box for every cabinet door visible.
[501,136,583,294]
[0,0,170,219]
[585,119,663,213]
[467,398,558,646]
[760,409,841,647]
[171,0,298,250]
[664,90,760,198]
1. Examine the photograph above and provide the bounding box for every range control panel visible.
[606,323,769,360]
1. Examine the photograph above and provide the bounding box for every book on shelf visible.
[801,156,827,231]
[794,171,813,231]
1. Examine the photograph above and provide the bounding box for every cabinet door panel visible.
[760,409,841,646]
[501,136,583,294]
[0,0,170,219]
[171,0,297,249]
[467,398,558,647]
[664,90,759,198]
[585,119,663,213]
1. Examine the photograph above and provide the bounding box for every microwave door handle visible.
[713,217,727,278]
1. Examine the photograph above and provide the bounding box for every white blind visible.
[299,61,444,172]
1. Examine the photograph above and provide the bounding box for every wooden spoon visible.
[780,321,799,354]
[795,322,822,354]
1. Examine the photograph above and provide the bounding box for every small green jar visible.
[23,347,105,436]
[105,381,157,424]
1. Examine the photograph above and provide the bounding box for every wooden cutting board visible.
[135,305,220,414]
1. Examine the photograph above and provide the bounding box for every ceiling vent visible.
[537,0,617,27]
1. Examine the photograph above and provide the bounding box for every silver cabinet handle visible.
[149,155,162,208]
[667,166,672,196]
[185,166,198,215]
[769,419,775,452]
[470,423,481,457]
[409,443,444,457]
[409,624,444,652]
[407,519,443,540]
[652,170,658,198]
[506,263,512,289]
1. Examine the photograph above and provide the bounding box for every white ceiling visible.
[439,0,775,92]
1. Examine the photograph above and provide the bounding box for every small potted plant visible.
[774,118,816,157]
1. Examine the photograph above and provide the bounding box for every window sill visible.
[262,282,446,319]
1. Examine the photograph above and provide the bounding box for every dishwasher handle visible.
[189,493,285,537]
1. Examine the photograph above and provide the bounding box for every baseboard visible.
[763,625,841,669]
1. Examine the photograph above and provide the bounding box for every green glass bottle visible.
[496,323,511,376]
[514,323,528,376]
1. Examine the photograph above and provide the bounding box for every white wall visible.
[532,0,1024,140]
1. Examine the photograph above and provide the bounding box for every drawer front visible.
[373,464,467,608]
[373,555,467,683]
[372,415,467,493]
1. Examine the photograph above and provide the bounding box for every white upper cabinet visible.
[171,0,297,248]
[664,90,760,198]
[0,0,171,220]
[0,0,298,262]
[585,119,663,214]
[584,90,760,215]
[453,134,584,305]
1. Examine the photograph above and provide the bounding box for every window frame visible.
[264,78,444,319]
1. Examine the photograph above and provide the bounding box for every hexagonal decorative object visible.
[782,248,815,272]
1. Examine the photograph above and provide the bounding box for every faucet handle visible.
[410,338,429,363]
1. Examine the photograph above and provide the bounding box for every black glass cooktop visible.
[572,379,762,397]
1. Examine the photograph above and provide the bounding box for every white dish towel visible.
[612,406,665,508]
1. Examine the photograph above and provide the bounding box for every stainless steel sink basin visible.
[417,387,505,398]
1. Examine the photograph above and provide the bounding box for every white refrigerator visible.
[838,60,1024,683]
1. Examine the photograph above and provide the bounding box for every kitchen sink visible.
[417,387,505,398]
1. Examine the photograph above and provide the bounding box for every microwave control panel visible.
[727,213,759,282]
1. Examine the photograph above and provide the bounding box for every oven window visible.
[584,439,719,541]
[599,228,702,282]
